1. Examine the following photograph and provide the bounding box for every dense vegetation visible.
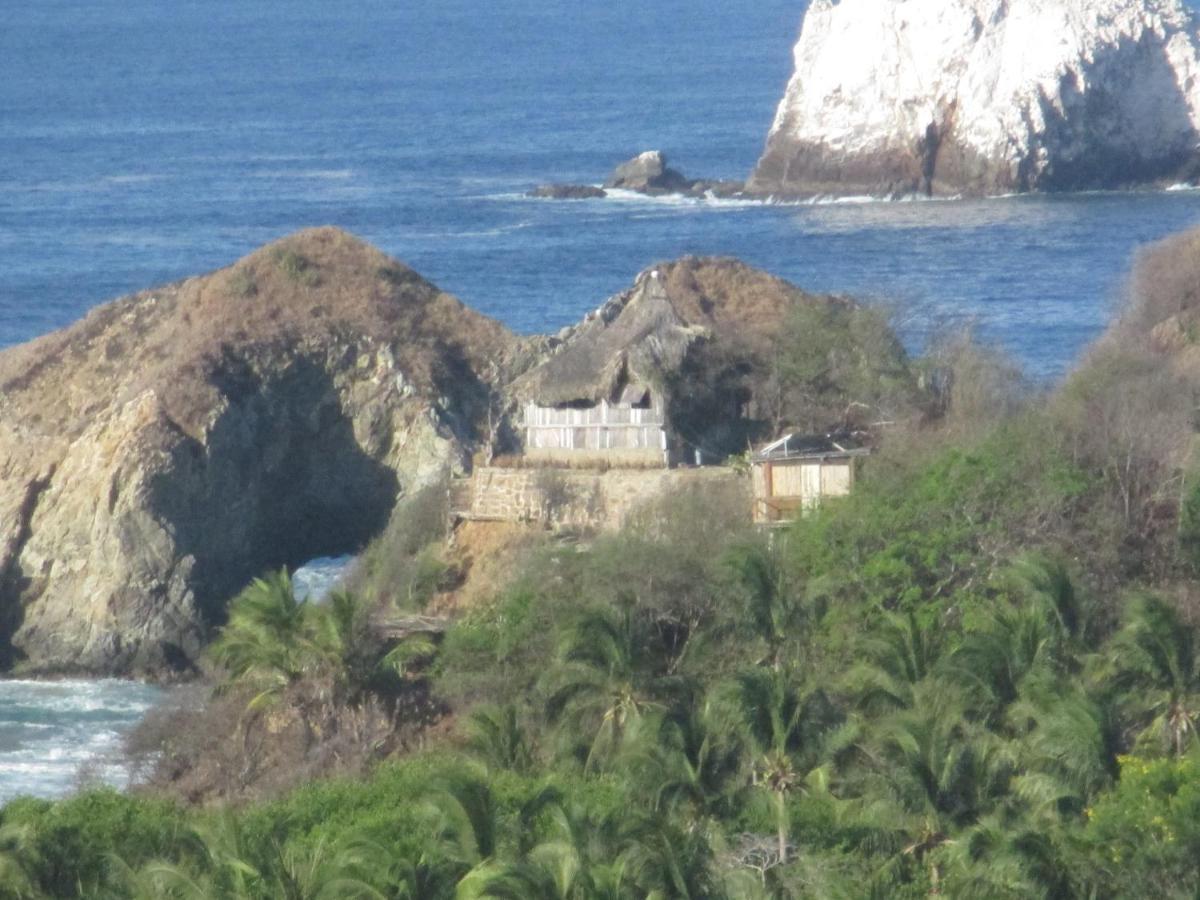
[7,237,1200,898]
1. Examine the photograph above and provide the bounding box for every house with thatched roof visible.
[515,269,709,467]
[507,256,914,470]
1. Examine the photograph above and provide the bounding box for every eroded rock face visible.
[0,228,517,676]
[749,0,1200,197]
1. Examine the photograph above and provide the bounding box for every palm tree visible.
[456,801,628,900]
[125,813,271,900]
[711,669,848,865]
[842,610,944,714]
[951,605,1067,721]
[454,861,557,900]
[210,569,314,709]
[620,814,721,900]
[1107,594,1200,757]
[1001,555,1085,646]
[427,772,502,871]
[175,812,263,899]
[858,686,1013,892]
[307,589,434,707]
[951,555,1086,721]
[1006,681,1119,813]
[929,813,1050,899]
[110,816,386,900]
[620,704,745,827]
[306,589,373,699]
[543,603,672,770]
[260,836,387,900]
[425,768,559,880]
[721,540,803,671]
[464,703,537,774]
[103,855,210,900]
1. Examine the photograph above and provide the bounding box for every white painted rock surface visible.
[749,0,1200,197]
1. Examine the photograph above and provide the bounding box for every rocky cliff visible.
[0,228,517,675]
[748,0,1200,197]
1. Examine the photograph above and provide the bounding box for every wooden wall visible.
[752,457,856,523]
[524,401,668,465]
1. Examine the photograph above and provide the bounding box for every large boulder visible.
[748,0,1200,198]
[0,228,517,676]
[604,151,694,194]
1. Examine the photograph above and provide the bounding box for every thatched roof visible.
[515,270,709,407]
[507,255,912,465]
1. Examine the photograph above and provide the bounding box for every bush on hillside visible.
[1123,226,1200,335]
[344,477,453,610]
[1054,346,1193,576]
[917,329,1031,429]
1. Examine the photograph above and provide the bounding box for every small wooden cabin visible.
[751,432,870,524]
[524,384,669,467]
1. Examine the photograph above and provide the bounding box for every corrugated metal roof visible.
[752,430,871,462]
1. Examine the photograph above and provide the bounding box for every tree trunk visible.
[776,790,788,865]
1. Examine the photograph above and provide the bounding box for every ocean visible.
[4,0,1200,799]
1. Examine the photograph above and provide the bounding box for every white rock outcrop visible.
[748,0,1200,197]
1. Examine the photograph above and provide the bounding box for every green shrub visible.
[346,478,451,609]
[1180,474,1200,571]
[1078,754,1200,897]
[788,416,1089,625]
[227,267,258,298]
[1,789,186,897]
[273,248,320,286]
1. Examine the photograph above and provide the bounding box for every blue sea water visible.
[0,680,164,804]
[6,0,1200,380]
[5,0,1200,798]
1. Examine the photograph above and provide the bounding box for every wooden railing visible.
[754,495,805,524]
[373,614,448,641]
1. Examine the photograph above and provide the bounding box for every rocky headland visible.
[747,0,1200,198]
[0,228,518,676]
[0,233,910,677]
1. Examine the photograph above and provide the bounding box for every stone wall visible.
[456,466,746,531]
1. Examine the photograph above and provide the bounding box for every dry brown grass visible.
[0,227,517,438]
[1123,226,1200,337]
[430,520,550,614]
[126,678,443,805]
[657,256,837,353]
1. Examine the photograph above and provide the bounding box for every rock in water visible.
[748,0,1200,197]
[0,228,516,676]
[527,183,607,200]
[604,151,694,194]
